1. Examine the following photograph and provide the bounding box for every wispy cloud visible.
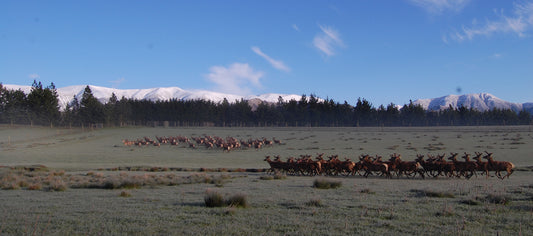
[251,46,291,72]
[28,73,40,79]
[109,77,125,88]
[313,25,344,57]
[446,1,533,42]
[408,0,471,14]
[292,24,300,32]
[205,63,264,95]
[490,53,502,59]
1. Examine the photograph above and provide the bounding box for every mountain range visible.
[413,93,533,114]
[2,84,302,111]
[3,84,532,114]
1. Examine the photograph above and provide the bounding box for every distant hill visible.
[3,84,302,111]
[3,84,532,114]
[413,93,532,114]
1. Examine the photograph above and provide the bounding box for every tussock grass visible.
[305,198,323,207]
[460,199,481,206]
[1,182,21,190]
[313,178,342,189]
[259,175,274,180]
[273,172,287,179]
[226,193,248,208]
[204,190,226,207]
[48,178,67,191]
[223,206,237,215]
[435,203,455,217]
[360,188,375,194]
[411,189,455,198]
[260,172,287,180]
[481,194,511,205]
[100,166,267,173]
[204,190,248,208]
[119,191,132,197]
[8,165,49,172]
[0,169,239,191]
[210,176,225,187]
[27,183,43,191]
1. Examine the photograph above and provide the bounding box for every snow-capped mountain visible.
[2,84,302,110]
[3,84,531,114]
[413,93,531,113]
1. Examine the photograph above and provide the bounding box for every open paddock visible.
[0,125,532,234]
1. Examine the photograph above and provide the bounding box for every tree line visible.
[1,81,531,128]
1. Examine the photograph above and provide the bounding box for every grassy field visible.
[0,125,532,235]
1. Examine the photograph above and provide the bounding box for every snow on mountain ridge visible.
[414,93,526,113]
[2,84,302,110]
[3,84,531,114]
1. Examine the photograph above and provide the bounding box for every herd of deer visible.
[264,151,515,179]
[122,135,282,152]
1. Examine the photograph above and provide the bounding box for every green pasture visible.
[1,125,532,170]
[0,125,532,235]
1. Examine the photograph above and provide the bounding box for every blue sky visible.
[1,0,532,106]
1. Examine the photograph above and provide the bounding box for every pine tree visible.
[354,98,374,126]
[105,93,119,126]
[79,86,104,126]
[518,110,532,125]
[26,81,60,127]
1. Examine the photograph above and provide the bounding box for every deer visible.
[483,152,515,179]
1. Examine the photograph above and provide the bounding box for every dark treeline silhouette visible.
[1,82,531,127]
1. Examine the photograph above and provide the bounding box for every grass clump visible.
[223,206,237,215]
[260,172,286,180]
[204,190,248,208]
[210,177,225,187]
[119,191,132,197]
[460,199,482,206]
[27,183,43,191]
[360,188,375,194]
[226,193,248,208]
[0,172,22,190]
[435,203,454,217]
[305,198,323,207]
[48,178,67,191]
[481,194,511,205]
[1,182,21,190]
[205,190,226,208]
[411,189,454,198]
[273,172,287,180]
[259,175,274,180]
[313,178,342,189]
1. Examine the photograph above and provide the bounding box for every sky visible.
[1,0,532,107]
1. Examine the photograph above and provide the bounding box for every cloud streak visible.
[292,24,300,32]
[446,1,533,42]
[408,0,471,14]
[313,25,344,57]
[28,73,40,79]
[251,46,290,72]
[109,77,125,88]
[205,63,264,95]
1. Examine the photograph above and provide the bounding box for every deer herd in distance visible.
[122,135,282,152]
[264,152,515,180]
[122,134,516,180]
